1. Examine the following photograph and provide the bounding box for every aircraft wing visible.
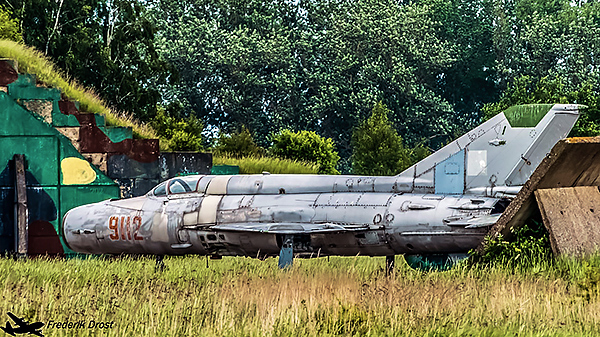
[6,313,24,326]
[207,222,370,234]
[445,214,501,228]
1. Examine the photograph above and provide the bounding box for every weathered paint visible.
[397,104,580,193]
[0,76,119,255]
[108,154,160,179]
[99,126,133,144]
[0,136,59,185]
[94,114,105,127]
[160,152,212,180]
[63,104,584,264]
[52,109,81,127]
[7,74,61,100]
[78,125,159,163]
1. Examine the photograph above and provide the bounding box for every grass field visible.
[1,255,600,336]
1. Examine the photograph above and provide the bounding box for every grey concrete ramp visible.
[535,186,600,256]
[479,136,600,251]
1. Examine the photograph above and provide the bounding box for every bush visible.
[475,219,552,267]
[351,102,411,176]
[270,130,340,174]
[0,7,22,42]
[213,126,265,158]
[151,107,204,151]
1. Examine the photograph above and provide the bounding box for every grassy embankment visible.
[0,39,319,173]
[2,255,600,336]
[0,40,160,145]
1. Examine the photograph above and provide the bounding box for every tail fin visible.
[1,322,15,336]
[397,104,582,194]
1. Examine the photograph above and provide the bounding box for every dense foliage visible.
[150,107,204,151]
[476,220,553,267]
[213,126,265,159]
[0,6,22,42]
[352,102,411,176]
[149,0,458,155]
[7,0,173,120]
[5,0,600,171]
[270,130,340,175]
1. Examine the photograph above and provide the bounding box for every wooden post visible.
[14,154,28,256]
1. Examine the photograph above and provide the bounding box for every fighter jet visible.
[63,104,581,269]
[1,312,44,337]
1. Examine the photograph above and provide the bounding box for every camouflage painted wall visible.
[0,60,212,256]
[0,71,119,256]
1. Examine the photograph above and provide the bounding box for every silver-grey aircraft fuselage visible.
[63,104,582,262]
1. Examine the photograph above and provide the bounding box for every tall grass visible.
[0,40,163,147]
[214,155,319,174]
[1,255,600,336]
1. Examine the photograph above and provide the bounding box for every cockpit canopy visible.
[152,175,207,197]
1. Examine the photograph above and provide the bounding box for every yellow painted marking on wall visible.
[61,157,97,185]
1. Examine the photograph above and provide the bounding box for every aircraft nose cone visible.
[62,204,97,253]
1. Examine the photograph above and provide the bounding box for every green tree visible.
[0,6,22,42]
[426,0,499,136]
[482,75,600,137]
[270,130,340,174]
[492,0,600,90]
[10,0,173,120]
[150,0,457,163]
[214,126,265,158]
[484,0,600,139]
[151,107,204,151]
[352,102,411,176]
[408,143,432,166]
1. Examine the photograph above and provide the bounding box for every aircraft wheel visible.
[403,253,469,271]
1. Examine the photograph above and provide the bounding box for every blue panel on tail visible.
[434,149,465,194]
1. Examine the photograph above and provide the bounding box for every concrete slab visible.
[535,186,600,256]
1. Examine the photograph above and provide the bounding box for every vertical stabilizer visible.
[397,104,582,194]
